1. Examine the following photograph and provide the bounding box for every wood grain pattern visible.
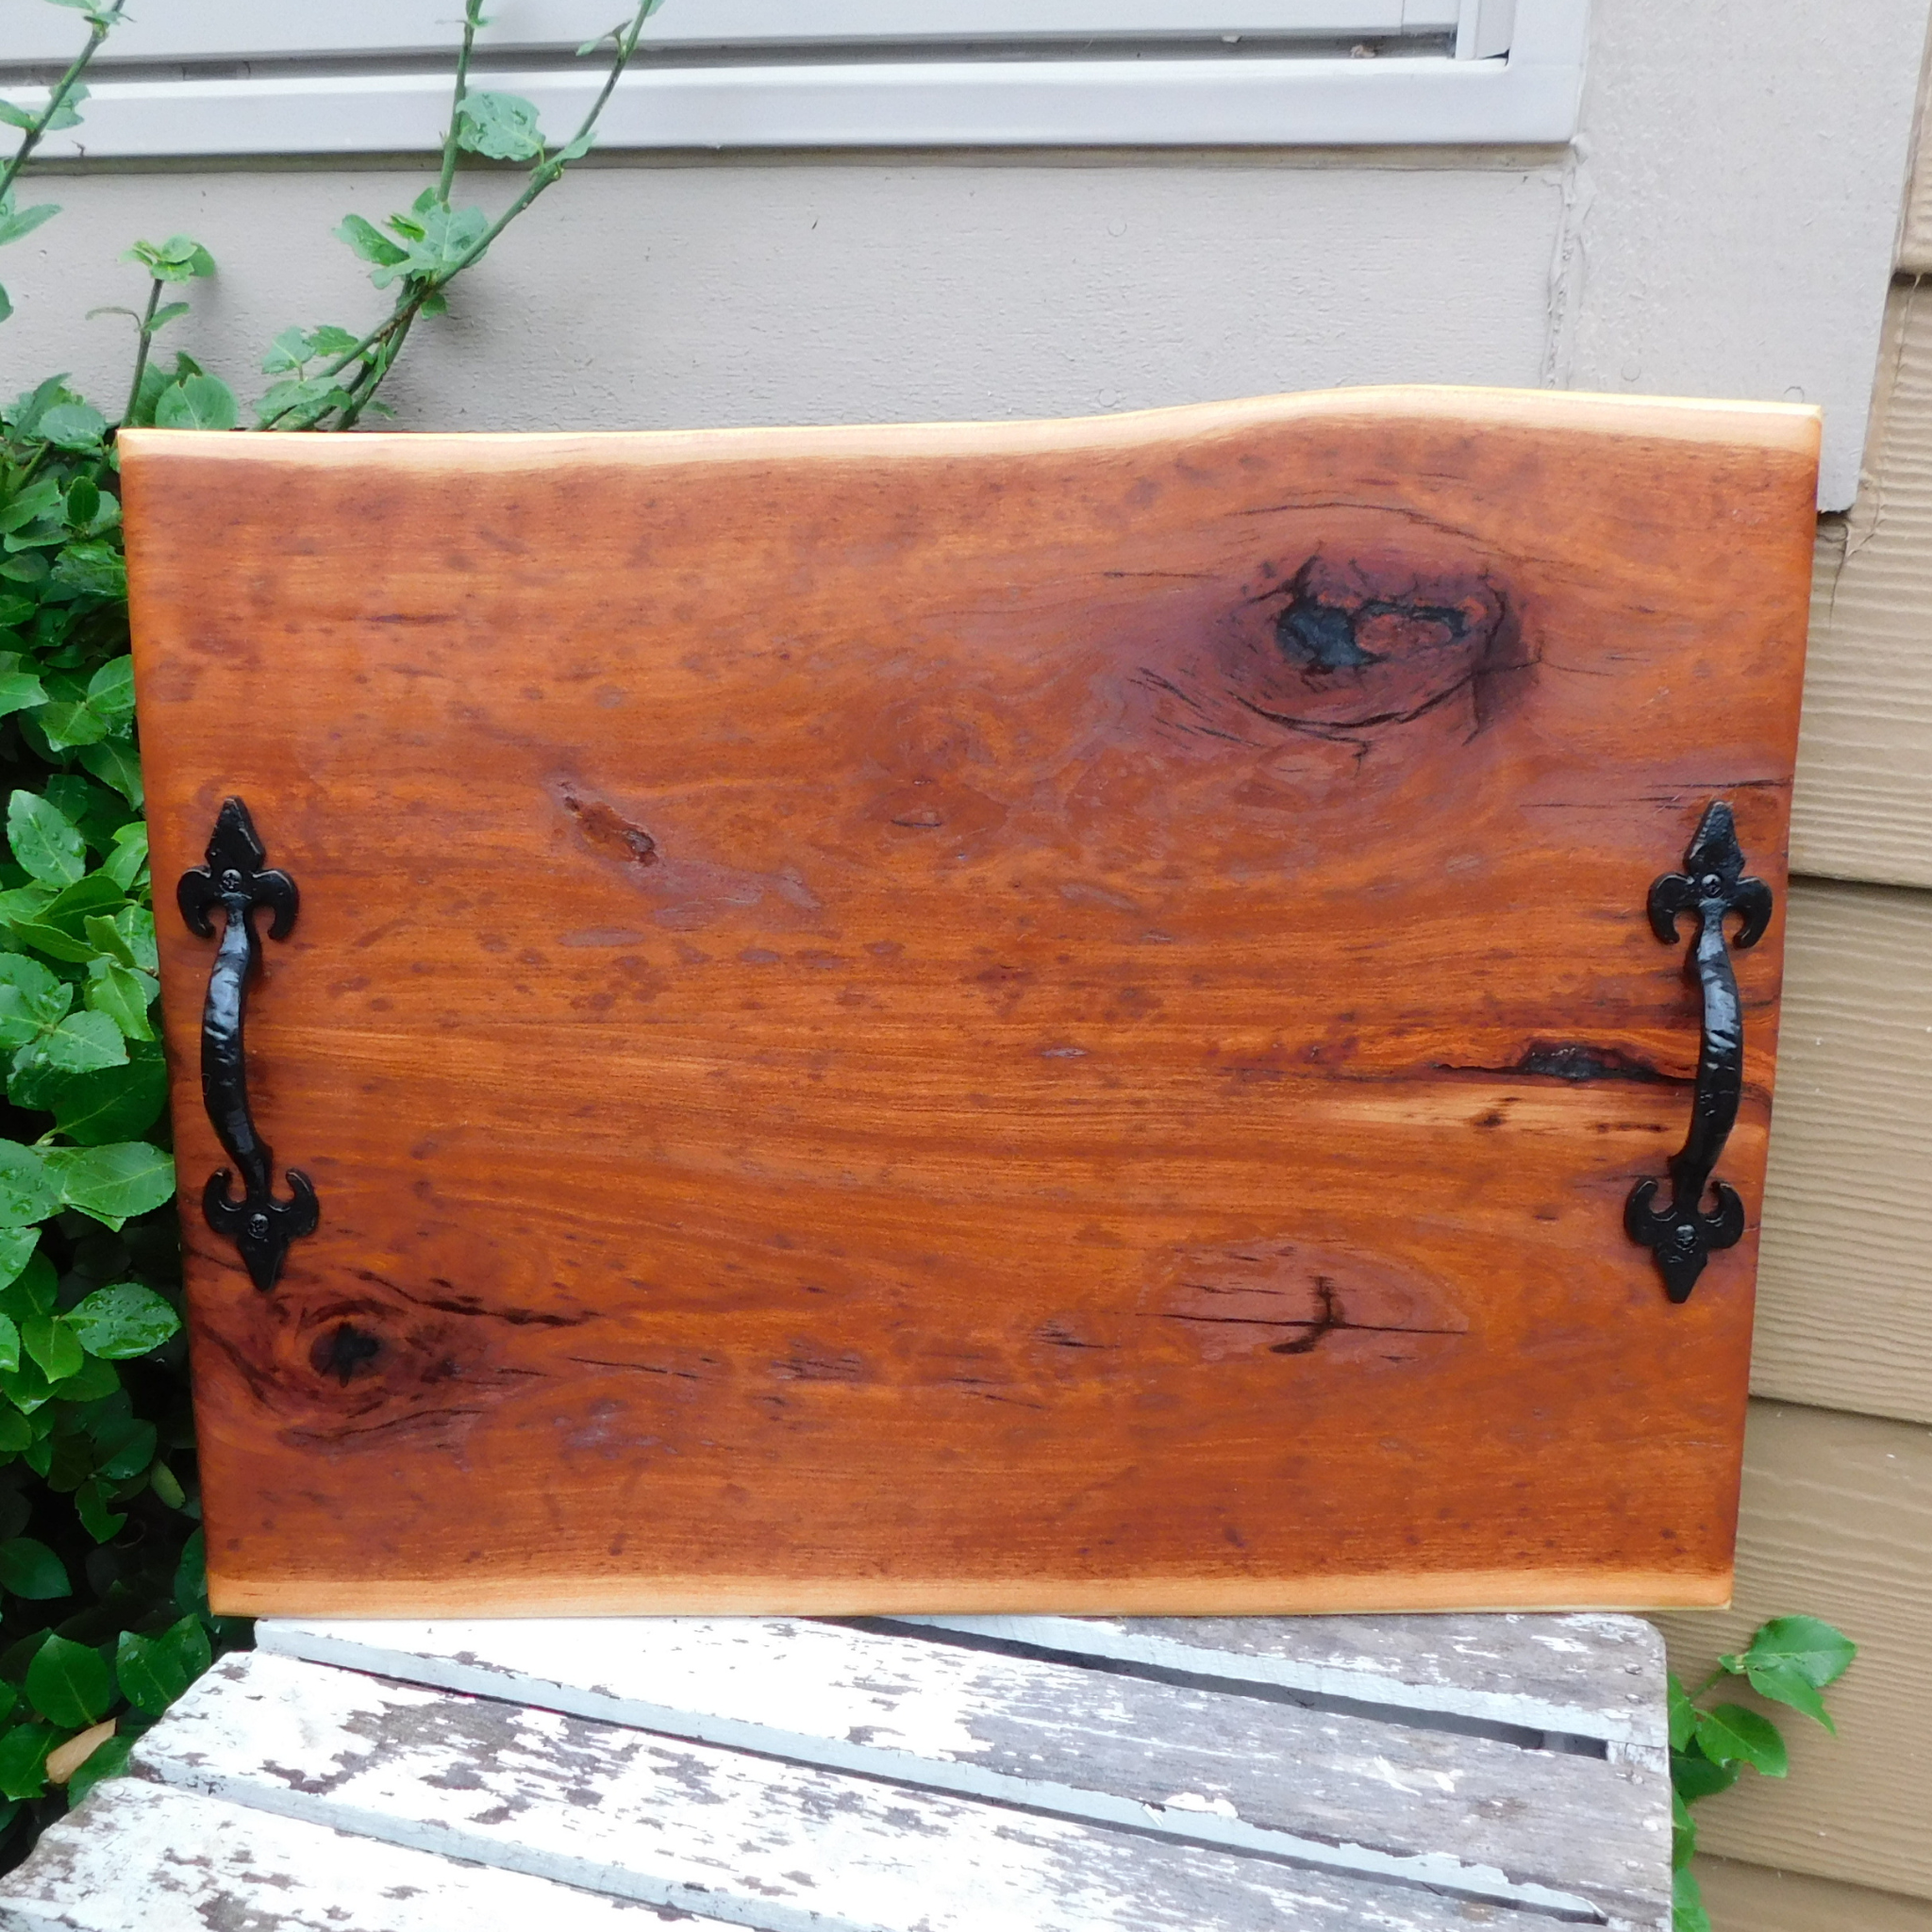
[0,1780,691,1931]
[1654,1400,1932,1902]
[130,1650,1620,1931]
[1792,279,1932,888]
[1754,878,1932,1424]
[254,1613,1667,1920]
[118,388,1820,1616]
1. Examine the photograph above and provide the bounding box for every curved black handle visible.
[1625,801,1772,1303]
[177,798,318,1291]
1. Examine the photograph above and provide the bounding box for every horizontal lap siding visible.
[1678,94,1932,1916]
[1653,1403,1932,1903]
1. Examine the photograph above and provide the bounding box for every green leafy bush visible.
[0,0,661,1864]
[1669,1615,1857,1930]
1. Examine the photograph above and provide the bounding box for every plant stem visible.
[261,0,658,432]
[117,277,163,429]
[435,0,488,208]
[0,0,128,204]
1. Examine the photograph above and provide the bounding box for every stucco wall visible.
[2,0,1927,507]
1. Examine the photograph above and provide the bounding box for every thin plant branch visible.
[0,0,129,204]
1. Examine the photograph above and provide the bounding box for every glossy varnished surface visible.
[118,391,1820,1614]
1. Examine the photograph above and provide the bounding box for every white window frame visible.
[8,1,1590,158]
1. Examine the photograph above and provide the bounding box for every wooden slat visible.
[899,1611,1666,1745]
[258,1614,1665,1922]
[0,1778,694,1931]
[1653,1401,1932,1903]
[1696,1857,1932,1932]
[132,1651,1614,1932]
[1753,878,1932,1423]
[1791,278,1932,887]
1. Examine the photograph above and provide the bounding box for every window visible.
[8,1,1589,156]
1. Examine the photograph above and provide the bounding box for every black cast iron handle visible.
[1625,800,1772,1303]
[177,798,318,1291]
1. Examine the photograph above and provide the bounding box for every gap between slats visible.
[254,1624,1661,1924]
[854,1619,1609,1757]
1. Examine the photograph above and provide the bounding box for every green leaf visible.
[457,91,546,160]
[148,1458,184,1509]
[1672,1862,1710,1932]
[334,212,409,268]
[36,874,129,943]
[41,1141,176,1230]
[13,1007,128,1078]
[1726,1615,1857,1691]
[145,300,191,336]
[100,820,148,885]
[0,199,58,250]
[0,1313,17,1374]
[0,1409,28,1454]
[61,476,98,529]
[371,204,491,290]
[1666,1673,1695,1753]
[0,1252,55,1320]
[34,403,106,452]
[25,1633,111,1729]
[85,958,156,1041]
[260,324,318,375]
[0,1143,58,1227]
[92,1415,154,1481]
[20,1314,82,1383]
[154,374,238,432]
[308,325,360,357]
[47,1046,167,1146]
[1740,1660,1834,1731]
[1692,1703,1788,1777]
[73,1478,124,1544]
[1670,1746,1739,1802]
[82,658,134,724]
[0,1226,37,1292]
[116,1616,208,1716]
[0,1724,53,1802]
[0,671,48,721]
[65,1729,131,1806]
[124,234,214,283]
[67,1282,178,1360]
[255,376,353,430]
[0,1537,69,1601]
[48,1354,116,1403]
[173,1526,206,1617]
[45,540,125,602]
[0,951,69,1045]
[8,791,85,887]
[76,737,142,802]
[1670,1788,1696,1868]
[0,105,37,133]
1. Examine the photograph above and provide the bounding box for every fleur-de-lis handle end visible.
[1625,801,1772,1303]
[178,798,318,1291]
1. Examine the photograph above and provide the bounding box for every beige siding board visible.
[1754,877,1932,1423]
[1792,278,1932,887]
[1697,1856,1932,1932]
[1653,1401,1932,1901]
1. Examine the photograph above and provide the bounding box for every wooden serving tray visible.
[120,389,1819,1617]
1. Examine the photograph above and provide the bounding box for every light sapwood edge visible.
[210,1566,1732,1618]
[117,385,1823,478]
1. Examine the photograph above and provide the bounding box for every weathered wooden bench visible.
[0,1611,1669,1931]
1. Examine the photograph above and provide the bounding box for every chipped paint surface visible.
[0,1614,1671,1932]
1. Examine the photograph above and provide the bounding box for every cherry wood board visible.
[117,389,1821,1616]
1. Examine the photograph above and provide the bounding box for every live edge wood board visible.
[117,388,1820,1618]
